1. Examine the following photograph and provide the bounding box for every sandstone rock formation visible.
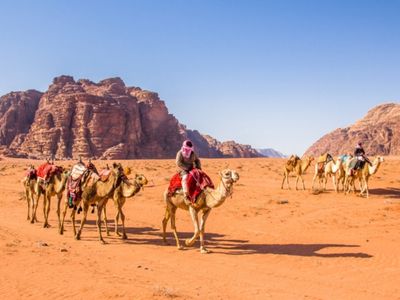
[0,90,43,149]
[305,103,400,156]
[0,76,262,159]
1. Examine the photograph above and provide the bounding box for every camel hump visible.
[99,169,111,182]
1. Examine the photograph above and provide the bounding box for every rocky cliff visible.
[305,103,400,156]
[0,75,261,159]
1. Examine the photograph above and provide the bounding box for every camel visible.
[73,163,125,243]
[104,174,148,239]
[33,166,69,228]
[311,158,343,191]
[162,169,239,254]
[345,156,384,197]
[22,167,37,223]
[281,156,314,190]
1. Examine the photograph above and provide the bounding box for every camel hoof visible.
[184,239,192,247]
[43,223,50,228]
[177,245,184,250]
[100,239,106,244]
[122,234,128,240]
[200,247,210,254]
[75,235,81,240]
[30,219,35,224]
[162,239,169,245]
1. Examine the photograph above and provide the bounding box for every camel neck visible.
[205,180,233,208]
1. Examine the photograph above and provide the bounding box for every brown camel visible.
[22,167,38,223]
[162,169,239,254]
[345,156,384,197]
[281,156,314,190]
[73,163,124,243]
[104,174,148,239]
[33,166,69,228]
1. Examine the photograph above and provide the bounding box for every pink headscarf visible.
[181,140,194,159]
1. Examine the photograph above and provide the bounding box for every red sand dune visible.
[0,157,399,299]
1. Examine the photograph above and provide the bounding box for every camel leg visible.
[119,205,127,240]
[32,192,40,223]
[281,173,287,189]
[332,175,337,192]
[56,193,62,231]
[295,176,299,190]
[71,207,77,237]
[199,209,211,254]
[43,193,51,228]
[96,202,105,244]
[75,202,89,240]
[59,201,68,235]
[170,207,183,250]
[311,174,317,190]
[185,206,200,247]
[26,189,31,221]
[103,202,110,236]
[161,208,170,244]
[114,209,120,236]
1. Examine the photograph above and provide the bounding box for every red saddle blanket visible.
[168,169,214,202]
[37,163,58,179]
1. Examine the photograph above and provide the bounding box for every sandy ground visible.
[0,157,399,300]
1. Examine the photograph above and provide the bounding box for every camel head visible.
[112,162,125,188]
[134,174,148,190]
[373,156,385,165]
[220,169,240,186]
[304,156,314,166]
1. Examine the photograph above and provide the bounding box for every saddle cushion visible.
[168,169,214,203]
[71,163,87,180]
[99,169,111,182]
[37,163,57,179]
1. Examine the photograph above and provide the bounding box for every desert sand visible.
[0,157,399,299]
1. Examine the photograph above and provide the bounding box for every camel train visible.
[22,147,383,252]
[22,157,240,253]
[281,153,384,197]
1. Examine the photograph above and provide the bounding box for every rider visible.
[176,140,201,203]
[353,142,371,170]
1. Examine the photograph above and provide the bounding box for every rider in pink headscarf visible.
[176,140,201,200]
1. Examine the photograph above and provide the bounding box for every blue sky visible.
[0,0,399,155]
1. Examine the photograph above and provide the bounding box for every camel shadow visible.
[209,242,372,258]
[120,228,372,258]
[368,188,400,199]
[121,227,249,246]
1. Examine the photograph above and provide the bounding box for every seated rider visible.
[86,158,98,174]
[353,142,371,170]
[176,140,201,203]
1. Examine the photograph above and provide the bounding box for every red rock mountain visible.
[305,103,400,156]
[0,76,261,159]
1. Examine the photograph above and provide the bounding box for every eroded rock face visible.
[0,90,43,151]
[0,75,261,159]
[305,103,400,156]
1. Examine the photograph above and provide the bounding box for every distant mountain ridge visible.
[257,148,286,158]
[0,75,262,159]
[305,103,400,156]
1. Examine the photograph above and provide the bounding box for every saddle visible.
[168,169,214,203]
[99,169,111,182]
[37,163,54,180]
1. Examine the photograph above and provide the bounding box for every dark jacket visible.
[354,146,365,157]
[176,150,201,174]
